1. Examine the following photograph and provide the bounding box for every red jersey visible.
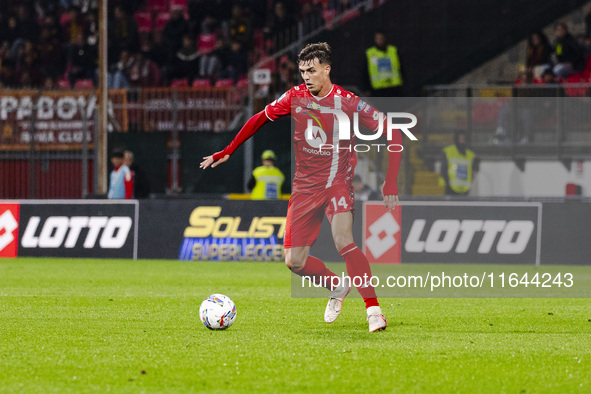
[213,83,401,196]
[265,83,386,193]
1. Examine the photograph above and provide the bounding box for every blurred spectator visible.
[352,175,379,201]
[172,35,200,82]
[109,5,140,63]
[38,27,66,79]
[63,8,85,46]
[201,37,227,80]
[42,76,57,90]
[201,0,232,35]
[440,130,477,195]
[365,29,404,97]
[124,150,150,198]
[224,41,248,82]
[576,34,591,59]
[540,69,561,84]
[69,33,96,86]
[109,49,135,88]
[128,52,161,87]
[16,5,40,43]
[267,1,295,50]
[526,31,552,79]
[148,30,170,70]
[229,4,252,47]
[0,59,17,87]
[552,22,584,79]
[108,149,133,200]
[86,12,99,48]
[164,8,189,56]
[16,52,42,87]
[6,16,20,48]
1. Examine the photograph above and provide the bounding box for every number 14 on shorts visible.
[331,197,349,210]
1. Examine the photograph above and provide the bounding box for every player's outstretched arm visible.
[199,110,270,170]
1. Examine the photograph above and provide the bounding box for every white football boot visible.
[367,306,388,332]
[324,279,351,323]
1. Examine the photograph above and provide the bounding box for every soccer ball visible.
[199,294,237,330]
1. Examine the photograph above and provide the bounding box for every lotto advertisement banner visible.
[362,202,541,265]
[137,200,289,261]
[0,201,138,259]
[0,90,128,150]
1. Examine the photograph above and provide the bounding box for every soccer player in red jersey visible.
[200,42,402,332]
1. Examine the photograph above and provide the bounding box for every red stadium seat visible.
[57,78,71,90]
[170,0,188,10]
[564,73,590,97]
[148,0,169,13]
[236,78,248,88]
[191,79,211,88]
[171,78,189,88]
[154,12,171,31]
[74,79,94,90]
[214,79,234,88]
[198,34,216,54]
[135,12,152,33]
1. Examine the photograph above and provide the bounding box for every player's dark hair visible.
[111,149,124,158]
[298,42,332,65]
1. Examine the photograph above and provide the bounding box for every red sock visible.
[339,243,379,309]
[292,255,339,291]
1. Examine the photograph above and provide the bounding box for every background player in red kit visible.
[201,42,402,332]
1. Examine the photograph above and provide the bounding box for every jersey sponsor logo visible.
[357,100,367,112]
[20,216,133,249]
[405,219,535,255]
[277,92,287,103]
[305,125,327,149]
[0,204,20,258]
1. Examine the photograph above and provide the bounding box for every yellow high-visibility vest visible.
[366,45,403,90]
[443,145,475,194]
[251,166,284,200]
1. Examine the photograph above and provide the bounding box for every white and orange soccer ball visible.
[199,294,237,330]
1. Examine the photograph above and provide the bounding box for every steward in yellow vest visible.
[440,131,477,195]
[248,150,285,200]
[366,30,403,96]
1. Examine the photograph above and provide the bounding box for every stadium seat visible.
[148,0,169,13]
[170,0,188,10]
[564,73,590,97]
[198,34,216,54]
[154,12,171,31]
[171,78,189,88]
[135,12,153,33]
[214,79,234,88]
[236,78,248,88]
[191,79,211,88]
[74,79,94,90]
[57,78,71,90]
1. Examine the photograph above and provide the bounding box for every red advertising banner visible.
[363,202,401,264]
[0,90,127,150]
[0,203,20,258]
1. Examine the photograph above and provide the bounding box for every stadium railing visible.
[0,86,247,199]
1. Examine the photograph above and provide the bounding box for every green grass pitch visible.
[1,258,590,393]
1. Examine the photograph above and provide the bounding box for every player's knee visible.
[333,233,353,251]
[286,252,305,272]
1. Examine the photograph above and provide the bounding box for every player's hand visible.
[381,181,399,211]
[200,154,229,169]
